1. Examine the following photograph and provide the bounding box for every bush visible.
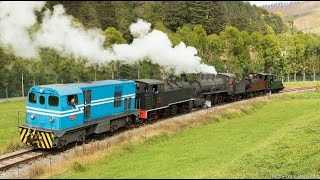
[28,163,47,178]
[71,161,86,172]
[316,84,320,91]
[4,140,25,153]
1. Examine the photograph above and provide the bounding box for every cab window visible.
[114,91,122,107]
[144,85,148,92]
[67,95,78,104]
[29,93,37,103]
[40,96,45,105]
[49,96,59,107]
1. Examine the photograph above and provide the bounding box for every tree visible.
[189,1,225,34]
[102,27,127,48]
[220,26,250,73]
[207,34,225,72]
[134,1,165,24]
[257,34,281,73]
[192,25,208,59]
[163,1,190,32]
[288,16,295,35]
[277,34,293,82]
[311,36,320,81]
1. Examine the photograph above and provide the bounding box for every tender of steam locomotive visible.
[245,73,269,96]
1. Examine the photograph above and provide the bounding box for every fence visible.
[282,74,320,82]
[1,74,320,101]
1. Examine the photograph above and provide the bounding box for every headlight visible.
[49,117,54,123]
[30,114,35,119]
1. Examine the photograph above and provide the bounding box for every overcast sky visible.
[249,1,298,6]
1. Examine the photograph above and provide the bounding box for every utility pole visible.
[21,73,24,97]
[111,63,114,79]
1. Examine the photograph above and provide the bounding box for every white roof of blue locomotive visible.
[32,80,135,96]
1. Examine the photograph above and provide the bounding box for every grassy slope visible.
[284,81,320,88]
[53,91,320,178]
[0,100,26,154]
[295,10,320,34]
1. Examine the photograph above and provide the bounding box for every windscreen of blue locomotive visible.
[25,85,84,130]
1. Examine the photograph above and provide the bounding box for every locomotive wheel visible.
[154,111,159,120]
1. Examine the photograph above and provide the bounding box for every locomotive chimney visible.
[149,62,154,79]
[181,73,187,82]
[197,73,201,80]
[150,71,154,79]
[171,76,177,83]
[161,75,169,84]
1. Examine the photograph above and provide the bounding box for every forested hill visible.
[46,1,287,38]
[0,1,295,99]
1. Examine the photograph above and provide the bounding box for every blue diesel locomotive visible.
[19,80,139,149]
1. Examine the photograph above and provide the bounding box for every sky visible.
[249,1,298,6]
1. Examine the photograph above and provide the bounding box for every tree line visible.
[0,1,319,98]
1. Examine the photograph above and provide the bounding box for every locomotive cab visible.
[266,74,284,93]
[22,85,84,131]
[216,73,236,95]
[19,85,84,149]
[135,79,165,111]
[135,78,193,120]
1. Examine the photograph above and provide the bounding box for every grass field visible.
[36,91,320,179]
[0,100,26,154]
[283,81,320,88]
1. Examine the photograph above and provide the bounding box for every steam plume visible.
[0,2,217,74]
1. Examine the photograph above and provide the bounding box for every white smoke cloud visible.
[0,1,44,58]
[0,2,217,74]
[111,19,217,74]
[33,5,113,62]
[129,19,151,38]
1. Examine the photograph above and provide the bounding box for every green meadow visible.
[0,100,26,154]
[47,91,320,178]
[284,81,320,88]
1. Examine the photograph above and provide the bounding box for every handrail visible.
[17,110,27,131]
[17,110,55,132]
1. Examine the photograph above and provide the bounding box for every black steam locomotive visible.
[135,72,283,121]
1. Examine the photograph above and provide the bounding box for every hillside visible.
[46,1,286,35]
[265,1,320,34]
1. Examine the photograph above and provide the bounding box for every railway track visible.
[0,85,316,173]
[281,86,316,93]
[0,148,49,172]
